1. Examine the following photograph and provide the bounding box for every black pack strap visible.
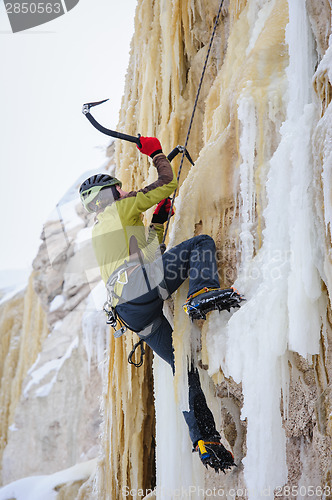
[128,339,145,368]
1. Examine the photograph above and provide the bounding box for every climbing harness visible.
[103,260,139,338]
[103,258,164,366]
[103,301,127,337]
[103,300,145,367]
[103,296,146,367]
[163,0,225,244]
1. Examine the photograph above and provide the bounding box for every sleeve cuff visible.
[150,149,163,158]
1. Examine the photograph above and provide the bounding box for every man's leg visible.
[162,234,220,297]
[147,321,235,472]
[142,315,175,372]
[117,238,223,448]
[183,366,221,446]
[143,319,220,447]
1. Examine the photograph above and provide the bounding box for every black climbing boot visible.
[183,287,244,320]
[195,439,236,473]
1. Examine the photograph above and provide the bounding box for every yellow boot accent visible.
[197,440,208,456]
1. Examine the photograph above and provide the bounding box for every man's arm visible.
[149,197,174,243]
[121,138,178,218]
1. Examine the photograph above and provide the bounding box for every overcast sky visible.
[0,0,137,276]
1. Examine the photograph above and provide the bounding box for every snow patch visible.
[24,337,79,398]
[246,0,276,56]
[0,268,30,305]
[49,294,65,312]
[0,459,96,500]
[0,284,27,306]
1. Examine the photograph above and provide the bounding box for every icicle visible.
[237,96,257,269]
[285,0,322,356]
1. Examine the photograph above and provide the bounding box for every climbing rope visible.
[162,0,225,244]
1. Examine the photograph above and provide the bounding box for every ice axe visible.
[82,98,142,148]
[82,98,195,166]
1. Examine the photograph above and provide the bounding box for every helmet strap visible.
[110,184,120,201]
[88,185,120,212]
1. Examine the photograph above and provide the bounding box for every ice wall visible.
[101,0,331,498]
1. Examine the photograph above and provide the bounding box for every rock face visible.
[0,144,116,489]
[2,309,103,483]
[0,278,49,484]
[1,2,332,500]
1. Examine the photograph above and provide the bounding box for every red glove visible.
[137,136,163,158]
[151,198,174,224]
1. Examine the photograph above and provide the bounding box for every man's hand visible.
[151,198,174,224]
[137,136,163,158]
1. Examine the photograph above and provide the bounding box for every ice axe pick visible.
[82,98,142,148]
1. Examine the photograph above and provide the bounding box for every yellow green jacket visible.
[92,153,178,291]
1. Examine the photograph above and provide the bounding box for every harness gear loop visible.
[162,0,225,244]
[117,269,128,285]
[128,339,145,368]
[103,301,128,338]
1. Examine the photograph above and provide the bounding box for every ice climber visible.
[79,136,242,473]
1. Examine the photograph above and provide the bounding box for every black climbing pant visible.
[115,235,221,444]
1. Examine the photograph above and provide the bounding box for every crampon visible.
[194,440,236,473]
[183,287,245,321]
